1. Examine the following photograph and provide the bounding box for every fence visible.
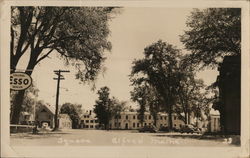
[10,124,35,133]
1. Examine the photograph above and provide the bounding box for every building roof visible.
[81,111,97,119]
[38,103,55,115]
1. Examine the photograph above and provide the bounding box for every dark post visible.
[52,70,70,131]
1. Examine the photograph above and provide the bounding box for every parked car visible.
[139,125,157,133]
[180,124,200,134]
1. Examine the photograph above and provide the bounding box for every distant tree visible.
[10,7,117,124]
[60,103,82,128]
[93,86,112,130]
[130,78,163,126]
[110,97,127,128]
[130,81,148,126]
[10,84,39,122]
[180,8,241,68]
[130,40,181,129]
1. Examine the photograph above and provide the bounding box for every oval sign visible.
[10,72,32,90]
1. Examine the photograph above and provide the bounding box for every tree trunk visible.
[10,90,25,124]
[10,51,38,124]
[168,104,173,130]
[153,114,157,126]
[184,112,188,124]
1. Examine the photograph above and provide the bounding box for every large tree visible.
[130,40,181,129]
[10,7,116,124]
[180,8,241,68]
[180,8,241,133]
[173,59,208,124]
[93,86,112,130]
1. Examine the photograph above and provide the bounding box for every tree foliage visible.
[180,8,241,68]
[130,40,181,129]
[60,103,82,128]
[10,6,116,124]
[93,86,112,129]
[110,97,127,118]
[175,63,209,124]
[93,86,126,129]
[11,6,115,79]
[130,78,163,125]
[10,84,39,119]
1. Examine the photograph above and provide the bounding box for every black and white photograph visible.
[1,0,249,158]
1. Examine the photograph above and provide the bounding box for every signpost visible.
[10,72,32,90]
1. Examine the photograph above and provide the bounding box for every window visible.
[90,120,94,123]
[90,125,93,128]
[144,123,147,126]
[174,124,176,127]
[149,123,151,126]
[119,115,121,119]
[41,109,47,112]
[144,116,147,120]
[115,122,117,127]
[95,120,98,123]
[24,115,30,120]
[149,115,151,120]
[165,116,167,120]
[160,116,163,120]
[118,122,121,127]
[133,123,135,128]
[86,125,89,128]
[81,120,84,124]
[126,115,128,120]
[86,120,89,123]
[174,116,176,120]
[133,115,136,119]
[137,123,140,127]
[137,115,140,119]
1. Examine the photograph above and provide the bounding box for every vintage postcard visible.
[1,0,249,157]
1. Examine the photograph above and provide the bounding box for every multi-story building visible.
[80,110,99,129]
[109,111,185,130]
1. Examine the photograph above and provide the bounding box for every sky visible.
[17,7,218,111]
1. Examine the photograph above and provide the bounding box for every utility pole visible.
[52,70,70,131]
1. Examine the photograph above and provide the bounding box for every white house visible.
[80,110,99,129]
[109,111,185,130]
